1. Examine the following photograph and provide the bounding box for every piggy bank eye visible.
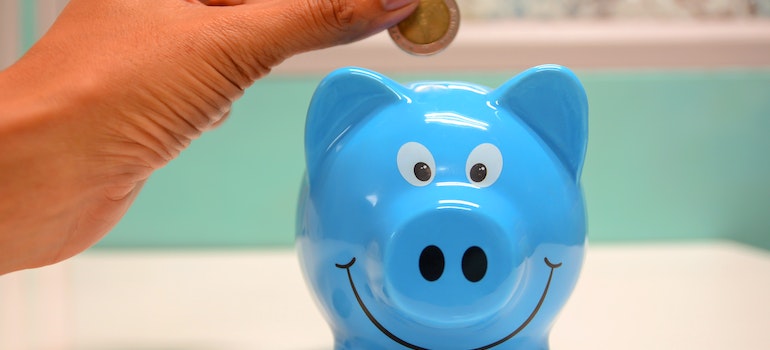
[466,143,503,187]
[397,142,435,186]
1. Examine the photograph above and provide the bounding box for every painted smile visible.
[335,257,562,350]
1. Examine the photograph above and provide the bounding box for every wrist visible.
[0,56,103,273]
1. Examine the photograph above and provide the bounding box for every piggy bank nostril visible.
[419,245,445,281]
[462,246,488,282]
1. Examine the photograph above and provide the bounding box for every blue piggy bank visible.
[297,65,588,350]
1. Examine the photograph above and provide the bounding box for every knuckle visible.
[310,0,356,32]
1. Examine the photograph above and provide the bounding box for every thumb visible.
[218,0,418,69]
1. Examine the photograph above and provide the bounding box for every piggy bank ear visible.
[491,64,588,182]
[305,67,405,177]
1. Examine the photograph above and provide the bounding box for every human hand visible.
[0,0,417,274]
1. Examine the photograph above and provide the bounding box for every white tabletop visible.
[2,241,769,350]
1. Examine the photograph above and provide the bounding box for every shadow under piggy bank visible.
[297,65,588,350]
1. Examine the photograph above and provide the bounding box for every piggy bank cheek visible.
[382,209,529,328]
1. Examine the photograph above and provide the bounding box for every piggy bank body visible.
[297,65,588,350]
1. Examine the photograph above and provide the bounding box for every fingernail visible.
[381,0,418,11]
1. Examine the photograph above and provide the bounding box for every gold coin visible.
[388,0,459,56]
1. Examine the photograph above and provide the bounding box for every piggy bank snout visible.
[382,208,526,328]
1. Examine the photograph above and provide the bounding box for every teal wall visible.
[20,0,37,54]
[99,69,770,249]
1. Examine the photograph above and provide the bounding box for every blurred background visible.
[2,0,768,250]
[459,0,770,19]
[1,1,769,349]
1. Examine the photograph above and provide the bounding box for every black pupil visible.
[414,162,431,182]
[470,163,487,182]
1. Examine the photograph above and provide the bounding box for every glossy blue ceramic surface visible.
[297,65,588,350]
